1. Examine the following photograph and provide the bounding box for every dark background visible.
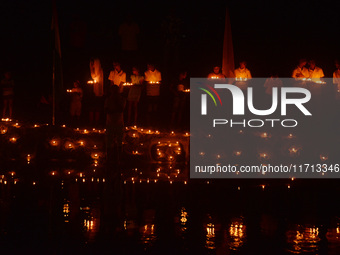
[0,0,339,121]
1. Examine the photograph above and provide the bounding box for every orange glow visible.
[234,150,242,156]
[9,137,17,143]
[0,127,8,134]
[259,153,269,160]
[235,77,248,81]
[260,132,269,138]
[320,155,328,161]
[205,223,215,249]
[50,139,59,146]
[87,79,97,84]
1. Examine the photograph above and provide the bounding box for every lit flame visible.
[87,79,97,84]
[9,137,17,143]
[320,155,328,161]
[235,77,248,81]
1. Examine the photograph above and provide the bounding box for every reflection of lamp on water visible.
[180,207,188,232]
[63,201,70,221]
[140,222,157,246]
[205,223,216,249]
[84,218,95,231]
[228,219,246,250]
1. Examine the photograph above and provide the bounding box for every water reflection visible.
[287,225,321,253]
[326,222,340,254]
[205,215,216,250]
[327,223,340,242]
[205,223,216,249]
[180,207,188,233]
[227,217,246,251]
[140,210,157,248]
[80,205,100,241]
[63,200,70,222]
[140,224,157,247]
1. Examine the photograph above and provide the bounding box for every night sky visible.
[0,0,339,119]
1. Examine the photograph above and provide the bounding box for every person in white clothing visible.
[234,61,252,80]
[144,64,162,84]
[208,66,225,79]
[308,60,324,82]
[108,62,126,93]
[292,59,309,79]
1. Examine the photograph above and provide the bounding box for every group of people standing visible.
[67,59,188,131]
[206,59,340,93]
